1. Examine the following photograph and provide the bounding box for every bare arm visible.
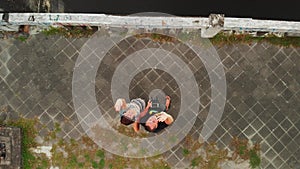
[133,121,140,132]
[133,100,152,132]
[157,112,174,125]
[121,99,127,109]
[114,98,127,112]
[164,113,174,125]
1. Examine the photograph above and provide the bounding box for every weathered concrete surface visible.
[1,13,300,37]
[0,127,21,169]
[0,29,299,168]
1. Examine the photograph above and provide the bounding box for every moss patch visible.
[230,137,261,168]
[135,33,177,43]
[3,117,261,169]
[6,117,50,169]
[42,26,97,38]
[210,32,300,47]
[183,136,261,169]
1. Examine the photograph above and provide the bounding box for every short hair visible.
[120,116,134,125]
[144,124,156,132]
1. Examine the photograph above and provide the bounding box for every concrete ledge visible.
[1,13,300,37]
[0,13,209,29]
[224,17,300,34]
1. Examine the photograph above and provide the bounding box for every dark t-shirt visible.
[140,107,169,133]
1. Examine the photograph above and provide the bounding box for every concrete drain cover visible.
[0,127,21,168]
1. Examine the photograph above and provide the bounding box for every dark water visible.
[0,0,299,21]
[63,0,300,21]
[0,0,31,12]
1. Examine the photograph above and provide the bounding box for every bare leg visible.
[165,96,171,111]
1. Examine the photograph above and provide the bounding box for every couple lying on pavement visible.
[114,96,173,133]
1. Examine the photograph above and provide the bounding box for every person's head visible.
[145,115,158,132]
[120,116,134,125]
[120,109,136,125]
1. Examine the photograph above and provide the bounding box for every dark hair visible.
[144,124,156,132]
[120,116,134,125]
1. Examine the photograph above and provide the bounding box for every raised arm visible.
[114,98,127,112]
[133,100,152,132]
[164,113,174,125]
[156,112,174,125]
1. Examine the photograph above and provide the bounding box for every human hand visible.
[147,100,152,108]
[156,112,168,122]
[114,99,123,111]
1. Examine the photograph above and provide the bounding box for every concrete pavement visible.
[0,28,300,168]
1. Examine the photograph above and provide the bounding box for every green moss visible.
[54,122,61,132]
[42,27,61,36]
[6,117,40,169]
[99,158,105,169]
[239,145,247,155]
[183,148,190,156]
[135,33,177,43]
[190,156,203,168]
[84,153,91,162]
[96,149,105,159]
[35,154,51,169]
[3,117,262,169]
[78,162,84,168]
[91,160,99,168]
[16,35,28,42]
[210,32,300,47]
[231,137,261,168]
[68,154,78,168]
[42,26,97,38]
[249,150,261,169]
[144,162,171,169]
[264,35,300,47]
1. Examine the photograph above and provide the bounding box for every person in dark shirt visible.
[134,96,173,133]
